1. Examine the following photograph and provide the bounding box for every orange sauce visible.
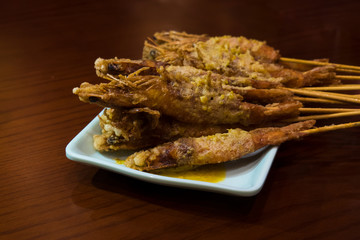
[157,164,226,183]
[115,159,226,183]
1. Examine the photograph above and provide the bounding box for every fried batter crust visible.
[93,108,239,151]
[94,58,285,90]
[73,76,301,125]
[124,120,315,171]
[143,31,338,87]
[144,31,280,63]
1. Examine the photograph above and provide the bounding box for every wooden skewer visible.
[302,121,360,135]
[300,108,360,113]
[285,88,360,104]
[309,91,360,99]
[336,75,360,80]
[293,96,346,104]
[285,111,360,122]
[301,84,360,91]
[280,57,360,71]
[336,68,360,75]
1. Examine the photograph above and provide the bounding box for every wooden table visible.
[1,0,360,239]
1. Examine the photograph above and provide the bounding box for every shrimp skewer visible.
[143,31,338,88]
[73,73,301,125]
[94,108,244,151]
[145,31,280,63]
[94,58,295,104]
[94,57,284,89]
[124,120,316,171]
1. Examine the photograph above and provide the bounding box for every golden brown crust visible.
[95,58,286,90]
[267,65,337,88]
[143,31,337,88]
[144,32,280,64]
[125,129,255,171]
[93,108,240,151]
[124,120,316,171]
[73,78,301,125]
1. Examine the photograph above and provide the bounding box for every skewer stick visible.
[285,88,360,104]
[336,75,360,80]
[336,68,360,75]
[285,111,360,122]
[300,108,360,113]
[309,91,360,99]
[280,57,360,71]
[293,96,346,104]
[302,121,360,135]
[301,84,360,91]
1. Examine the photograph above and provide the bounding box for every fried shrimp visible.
[143,31,338,87]
[72,30,358,177]
[73,71,301,125]
[144,31,280,63]
[94,108,241,151]
[94,58,284,89]
[124,120,316,171]
[93,58,294,105]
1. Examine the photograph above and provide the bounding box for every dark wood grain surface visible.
[1,0,360,239]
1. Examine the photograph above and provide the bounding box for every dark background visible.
[1,0,360,239]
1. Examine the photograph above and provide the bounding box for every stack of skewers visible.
[73,31,360,172]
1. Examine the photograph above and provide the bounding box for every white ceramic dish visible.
[66,111,278,196]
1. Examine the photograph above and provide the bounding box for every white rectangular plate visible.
[66,111,278,196]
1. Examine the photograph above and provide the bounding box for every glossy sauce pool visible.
[115,159,226,183]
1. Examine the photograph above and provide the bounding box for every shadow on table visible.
[73,168,276,221]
